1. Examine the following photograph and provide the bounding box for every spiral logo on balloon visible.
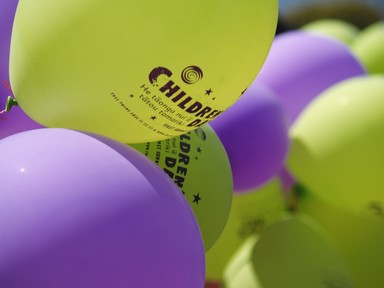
[181,66,203,85]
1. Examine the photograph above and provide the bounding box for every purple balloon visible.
[209,82,289,193]
[256,31,366,125]
[0,0,43,139]
[0,128,205,288]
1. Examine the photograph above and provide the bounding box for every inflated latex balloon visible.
[130,125,232,251]
[0,128,205,288]
[223,215,354,288]
[10,0,278,143]
[288,76,384,216]
[351,21,384,74]
[298,191,384,288]
[256,31,366,125]
[301,18,359,45]
[0,0,42,139]
[209,81,289,192]
[205,179,285,281]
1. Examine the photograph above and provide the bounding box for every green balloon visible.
[205,179,286,281]
[298,192,384,288]
[351,21,384,74]
[130,125,232,251]
[288,76,384,216]
[223,215,355,288]
[302,18,359,45]
[10,0,278,143]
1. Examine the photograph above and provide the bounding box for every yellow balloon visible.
[130,125,233,251]
[351,21,384,75]
[301,18,359,45]
[224,215,355,288]
[298,193,384,288]
[10,0,278,143]
[205,178,286,281]
[288,76,384,216]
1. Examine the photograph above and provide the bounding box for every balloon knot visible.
[0,96,19,120]
[5,96,18,112]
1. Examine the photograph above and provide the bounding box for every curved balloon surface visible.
[206,179,285,281]
[224,215,354,288]
[210,81,289,192]
[301,18,359,44]
[0,128,205,288]
[288,76,384,216]
[256,31,366,125]
[10,0,278,143]
[351,21,384,74]
[0,0,42,139]
[131,125,233,251]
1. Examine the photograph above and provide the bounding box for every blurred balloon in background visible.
[0,128,205,288]
[351,21,384,75]
[131,125,232,251]
[301,18,359,45]
[0,0,42,139]
[209,82,289,192]
[205,179,286,282]
[256,31,366,126]
[297,190,384,288]
[279,0,384,30]
[10,0,278,143]
[223,215,355,288]
[288,76,384,217]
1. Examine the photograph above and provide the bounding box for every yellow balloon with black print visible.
[10,0,278,143]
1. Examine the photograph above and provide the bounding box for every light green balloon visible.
[10,0,278,143]
[288,76,384,216]
[205,178,286,281]
[298,192,384,288]
[130,125,232,251]
[351,21,384,74]
[302,18,359,45]
[223,215,355,288]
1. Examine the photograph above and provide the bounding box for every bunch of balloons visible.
[2,0,384,287]
[206,18,384,288]
[1,0,281,287]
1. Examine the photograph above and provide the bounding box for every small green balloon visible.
[10,0,278,143]
[223,215,355,288]
[351,21,384,74]
[130,125,232,251]
[298,192,384,288]
[288,76,384,216]
[302,18,359,45]
[205,179,286,281]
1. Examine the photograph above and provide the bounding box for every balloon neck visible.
[5,96,18,112]
[0,96,18,119]
[287,182,308,212]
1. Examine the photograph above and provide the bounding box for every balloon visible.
[0,128,205,288]
[288,76,384,216]
[205,179,286,281]
[209,81,289,192]
[256,31,366,125]
[223,215,354,288]
[279,0,384,29]
[351,21,384,75]
[298,191,384,288]
[130,125,232,251]
[301,18,359,45]
[10,0,278,143]
[0,0,42,139]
